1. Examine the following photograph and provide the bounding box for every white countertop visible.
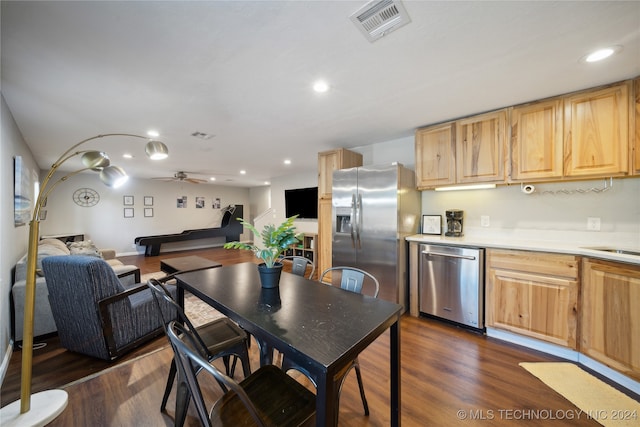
[406,233,640,266]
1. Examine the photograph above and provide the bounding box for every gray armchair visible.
[41,255,176,360]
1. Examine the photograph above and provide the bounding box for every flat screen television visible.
[285,187,318,219]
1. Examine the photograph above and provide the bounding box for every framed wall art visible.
[123,195,134,206]
[422,215,442,235]
[144,208,153,217]
[124,207,134,218]
[14,155,32,226]
[144,196,154,206]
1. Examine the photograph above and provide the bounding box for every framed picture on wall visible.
[123,195,134,206]
[14,155,32,226]
[144,208,153,217]
[124,207,134,218]
[144,196,153,206]
[422,215,442,235]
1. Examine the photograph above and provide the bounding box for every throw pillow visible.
[67,240,101,258]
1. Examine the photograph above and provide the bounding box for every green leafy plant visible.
[223,215,302,268]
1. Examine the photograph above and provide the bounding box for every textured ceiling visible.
[2,1,639,187]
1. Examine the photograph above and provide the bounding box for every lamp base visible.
[0,390,68,427]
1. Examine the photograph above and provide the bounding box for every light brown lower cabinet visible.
[486,249,579,349]
[581,258,640,381]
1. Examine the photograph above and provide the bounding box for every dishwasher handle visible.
[421,250,477,261]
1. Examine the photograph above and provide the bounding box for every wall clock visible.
[73,188,100,207]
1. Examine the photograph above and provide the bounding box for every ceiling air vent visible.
[349,0,411,43]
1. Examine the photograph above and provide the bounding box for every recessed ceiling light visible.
[209,177,216,181]
[313,80,330,93]
[240,170,246,175]
[264,181,271,185]
[122,153,133,159]
[147,130,160,137]
[284,159,291,165]
[582,46,622,63]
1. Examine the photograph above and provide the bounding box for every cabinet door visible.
[634,77,640,174]
[486,249,579,349]
[318,151,340,199]
[581,258,640,380]
[510,99,564,181]
[487,268,578,348]
[564,82,630,177]
[317,198,333,279]
[415,123,456,189]
[317,149,362,198]
[456,109,506,183]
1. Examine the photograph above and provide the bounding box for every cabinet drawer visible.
[487,249,578,279]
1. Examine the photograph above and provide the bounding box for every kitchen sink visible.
[582,247,640,257]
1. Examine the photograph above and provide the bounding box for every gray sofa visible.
[11,238,140,342]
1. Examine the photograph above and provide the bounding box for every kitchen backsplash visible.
[421,177,640,247]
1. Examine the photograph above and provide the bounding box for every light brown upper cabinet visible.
[317,148,363,199]
[564,81,630,177]
[456,109,507,184]
[510,99,564,181]
[415,110,506,190]
[415,122,456,189]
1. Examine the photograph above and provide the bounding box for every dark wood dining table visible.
[174,262,402,427]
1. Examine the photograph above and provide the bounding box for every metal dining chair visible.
[166,320,316,427]
[282,266,379,419]
[147,278,251,427]
[279,255,315,279]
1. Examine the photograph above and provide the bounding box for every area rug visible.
[141,271,224,327]
[519,362,640,427]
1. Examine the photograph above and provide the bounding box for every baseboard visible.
[119,242,227,257]
[0,340,13,388]
[486,327,640,396]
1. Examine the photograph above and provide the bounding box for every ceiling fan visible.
[151,171,208,184]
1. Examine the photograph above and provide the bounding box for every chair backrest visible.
[146,278,210,357]
[319,266,380,298]
[280,256,315,279]
[166,320,265,427]
[41,255,131,359]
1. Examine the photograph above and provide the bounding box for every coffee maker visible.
[445,209,464,237]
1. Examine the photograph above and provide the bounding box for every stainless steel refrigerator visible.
[332,163,421,309]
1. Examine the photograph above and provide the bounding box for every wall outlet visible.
[587,217,601,231]
[481,216,490,227]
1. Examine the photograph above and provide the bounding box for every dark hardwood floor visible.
[2,247,636,425]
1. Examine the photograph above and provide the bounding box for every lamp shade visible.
[145,140,169,160]
[100,165,129,188]
[81,151,110,170]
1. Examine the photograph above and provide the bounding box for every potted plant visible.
[224,215,302,288]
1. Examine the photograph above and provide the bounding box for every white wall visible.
[269,170,319,235]
[249,185,271,222]
[1,96,41,376]
[422,178,640,246]
[39,173,251,255]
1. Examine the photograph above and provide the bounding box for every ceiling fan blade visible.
[185,178,207,184]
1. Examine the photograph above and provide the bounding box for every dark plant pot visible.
[258,287,281,312]
[257,262,283,289]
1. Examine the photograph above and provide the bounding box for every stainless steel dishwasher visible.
[419,244,484,329]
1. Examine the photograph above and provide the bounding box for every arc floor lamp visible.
[0,133,168,426]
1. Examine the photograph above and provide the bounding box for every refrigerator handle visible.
[355,192,362,249]
[350,193,357,248]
